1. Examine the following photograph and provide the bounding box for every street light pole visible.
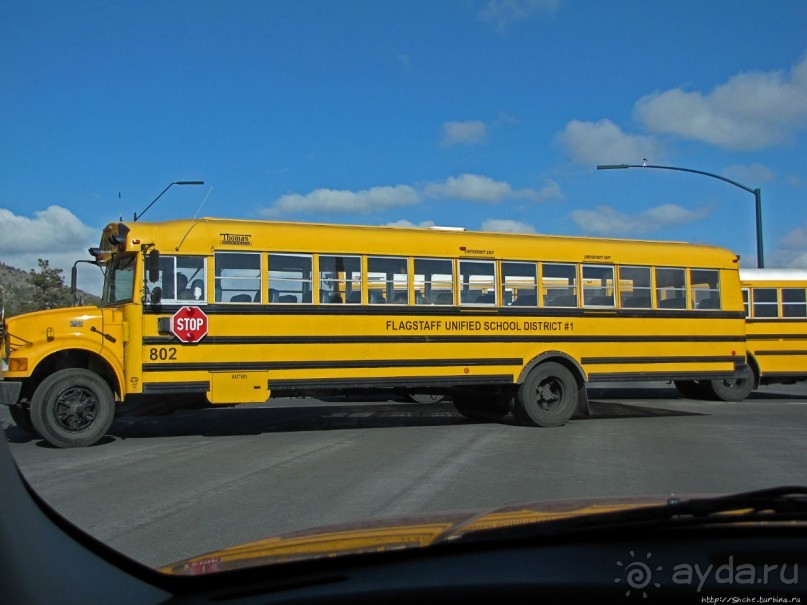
[597,163,764,268]
[134,181,205,222]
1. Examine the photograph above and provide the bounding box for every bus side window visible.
[782,288,807,318]
[414,258,454,305]
[655,267,687,309]
[690,269,720,310]
[215,252,261,303]
[268,253,313,304]
[177,256,207,302]
[542,263,577,307]
[752,288,778,318]
[459,260,496,306]
[368,256,408,305]
[502,261,538,306]
[582,265,615,307]
[618,266,652,308]
[319,255,362,304]
[742,289,750,317]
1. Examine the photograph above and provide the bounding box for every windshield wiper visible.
[451,486,807,545]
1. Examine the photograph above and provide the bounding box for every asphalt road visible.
[4,382,807,568]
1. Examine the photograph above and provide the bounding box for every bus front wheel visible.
[30,369,115,448]
[515,362,577,427]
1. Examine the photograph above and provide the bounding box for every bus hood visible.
[3,306,103,355]
[160,496,665,575]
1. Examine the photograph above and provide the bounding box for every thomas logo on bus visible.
[171,306,209,344]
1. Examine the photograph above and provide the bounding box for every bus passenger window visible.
[742,289,750,317]
[319,255,361,304]
[655,267,687,309]
[368,257,408,305]
[542,263,577,307]
[782,288,807,318]
[618,266,651,308]
[414,258,454,305]
[215,252,261,303]
[502,262,538,306]
[690,269,720,310]
[459,260,496,305]
[752,288,778,318]
[149,255,207,304]
[268,254,312,304]
[582,265,615,307]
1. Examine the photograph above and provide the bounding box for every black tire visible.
[673,380,713,400]
[408,393,445,404]
[708,366,755,402]
[9,404,37,436]
[515,362,578,427]
[30,369,115,448]
[453,390,512,422]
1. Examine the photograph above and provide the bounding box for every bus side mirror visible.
[150,286,162,305]
[147,250,160,283]
[70,265,78,296]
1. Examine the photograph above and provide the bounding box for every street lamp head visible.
[596,164,631,170]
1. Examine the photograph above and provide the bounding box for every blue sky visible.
[2,0,807,292]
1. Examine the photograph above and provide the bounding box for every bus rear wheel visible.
[515,362,577,427]
[30,369,115,448]
[708,366,754,402]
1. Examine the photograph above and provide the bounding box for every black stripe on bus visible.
[747,334,807,340]
[266,375,514,390]
[588,371,736,382]
[142,357,524,373]
[143,334,746,346]
[143,304,745,320]
[753,350,807,356]
[141,381,209,394]
[581,355,743,365]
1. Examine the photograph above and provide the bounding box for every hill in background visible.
[0,260,101,317]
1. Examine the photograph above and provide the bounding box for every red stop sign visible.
[171,306,208,343]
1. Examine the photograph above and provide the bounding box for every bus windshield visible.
[101,253,137,306]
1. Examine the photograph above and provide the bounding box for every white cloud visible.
[441,120,487,146]
[723,163,775,184]
[0,206,102,294]
[261,185,421,217]
[476,0,559,32]
[384,219,436,229]
[423,173,560,203]
[481,219,535,233]
[634,54,807,150]
[570,203,709,237]
[556,119,664,166]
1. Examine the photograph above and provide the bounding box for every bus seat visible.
[621,295,651,308]
[347,292,361,303]
[586,295,614,306]
[511,294,537,306]
[548,295,577,307]
[268,288,279,303]
[475,293,495,304]
[368,290,386,304]
[230,294,252,303]
[433,292,453,305]
[658,297,686,309]
[698,297,720,309]
[278,295,297,303]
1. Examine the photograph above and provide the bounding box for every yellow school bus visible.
[689,268,807,401]
[0,217,748,447]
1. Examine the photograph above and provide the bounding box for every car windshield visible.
[3,2,807,601]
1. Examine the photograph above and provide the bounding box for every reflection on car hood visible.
[161,496,663,575]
